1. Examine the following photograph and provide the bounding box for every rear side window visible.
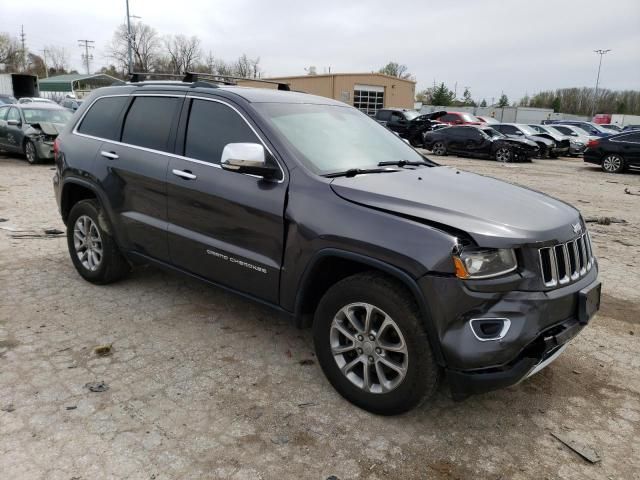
[184,99,259,164]
[376,110,392,121]
[0,106,8,120]
[121,96,181,152]
[77,96,128,140]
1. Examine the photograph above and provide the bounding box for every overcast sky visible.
[1,0,639,102]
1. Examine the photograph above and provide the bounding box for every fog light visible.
[469,318,511,341]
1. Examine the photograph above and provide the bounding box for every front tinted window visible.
[255,103,426,175]
[0,106,9,120]
[122,96,181,151]
[184,99,259,164]
[78,96,129,140]
[499,125,519,135]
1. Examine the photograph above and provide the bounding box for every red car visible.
[438,111,483,125]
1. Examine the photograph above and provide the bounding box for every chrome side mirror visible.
[221,143,278,179]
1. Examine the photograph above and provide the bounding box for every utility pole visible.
[19,25,26,71]
[592,49,611,117]
[40,49,49,77]
[78,39,95,74]
[126,0,133,73]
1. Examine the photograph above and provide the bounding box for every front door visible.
[167,97,287,303]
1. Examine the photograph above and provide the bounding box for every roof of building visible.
[265,72,416,84]
[39,74,120,92]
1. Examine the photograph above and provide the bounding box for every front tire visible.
[601,153,625,173]
[313,272,440,415]
[495,146,512,163]
[24,140,40,164]
[67,199,130,284]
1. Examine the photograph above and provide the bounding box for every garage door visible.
[353,84,384,116]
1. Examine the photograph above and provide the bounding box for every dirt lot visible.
[1,152,639,480]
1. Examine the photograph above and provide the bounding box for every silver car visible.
[0,103,73,164]
[550,124,599,155]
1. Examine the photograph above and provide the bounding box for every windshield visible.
[528,125,545,133]
[23,108,73,124]
[481,128,504,138]
[461,113,479,122]
[403,110,420,120]
[517,124,537,135]
[255,103,426,175]
[546,126,566,136]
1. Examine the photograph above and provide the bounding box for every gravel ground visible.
[0,152,639,480]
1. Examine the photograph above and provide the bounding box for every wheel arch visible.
[60,178,107,225]
[294,248,445,365]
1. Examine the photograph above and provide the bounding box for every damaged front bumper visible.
[419,268,600,399]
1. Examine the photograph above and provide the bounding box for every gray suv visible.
[53,76,601,414]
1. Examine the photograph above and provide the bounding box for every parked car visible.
[375,108,445,146]
[544,120,617,137]
[53,79,600,414]
[17,97,56,105]
[0,103,73,163]
[583,131,640,173]
[423,125,538,161]
[599,124,623,132]
[548,124,599,149]
[622,125,640,132]
[0,94,17,105]
[61,97,84,111]
[476,115,499,124]
[492,123,563,158]
[437,111,483,125]
[527,124,582,156]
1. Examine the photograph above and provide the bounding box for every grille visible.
[539,232,595,287]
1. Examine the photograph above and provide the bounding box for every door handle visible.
[100,150,119,160]
[172,169,197,180]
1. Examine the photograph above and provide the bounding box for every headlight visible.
[453,248,517,279]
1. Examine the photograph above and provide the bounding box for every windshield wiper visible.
[324,167,400,178]
[377,160,429,167]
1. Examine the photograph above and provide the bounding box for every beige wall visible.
[251,73,416,109]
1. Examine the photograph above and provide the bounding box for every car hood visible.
[499,137,539,148]
[27,122,65,136]
[330,166,580,248]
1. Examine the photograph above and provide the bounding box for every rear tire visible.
[432,141,447,156]
[67,199,130,284]
[601,154,625,173]
[313,272,440,415]
[24,140,40,165]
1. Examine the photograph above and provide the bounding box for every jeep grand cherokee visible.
[53,77,601,415]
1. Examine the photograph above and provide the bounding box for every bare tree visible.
[164,34,201,73]
[0,32,21,72]
[44,46,69,74]
[378,61,412,80]
[234,54,260,78]
[108,22,160,72]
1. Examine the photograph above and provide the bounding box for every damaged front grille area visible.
[539,232,594,288]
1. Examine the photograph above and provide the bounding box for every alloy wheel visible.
[25,142,36,164]
[330,303,408,394]
[73,215,103,272]
[433,142,446,155]
[496,147,512,163]
[602,155,622,173]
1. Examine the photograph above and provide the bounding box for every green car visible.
[0,102,73,164]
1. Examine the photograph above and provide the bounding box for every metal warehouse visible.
[258,73,416,115]
[38,73,120,101]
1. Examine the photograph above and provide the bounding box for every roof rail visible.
[126,71,291,91]
[184,72,291,91]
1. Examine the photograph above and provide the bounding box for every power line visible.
[78,39,95,74]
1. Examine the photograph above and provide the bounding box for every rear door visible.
[166,96,288,303]
[89,93,184,262]
[0,106,9,146]
[4,107,24,152]
[613,133,640,167]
